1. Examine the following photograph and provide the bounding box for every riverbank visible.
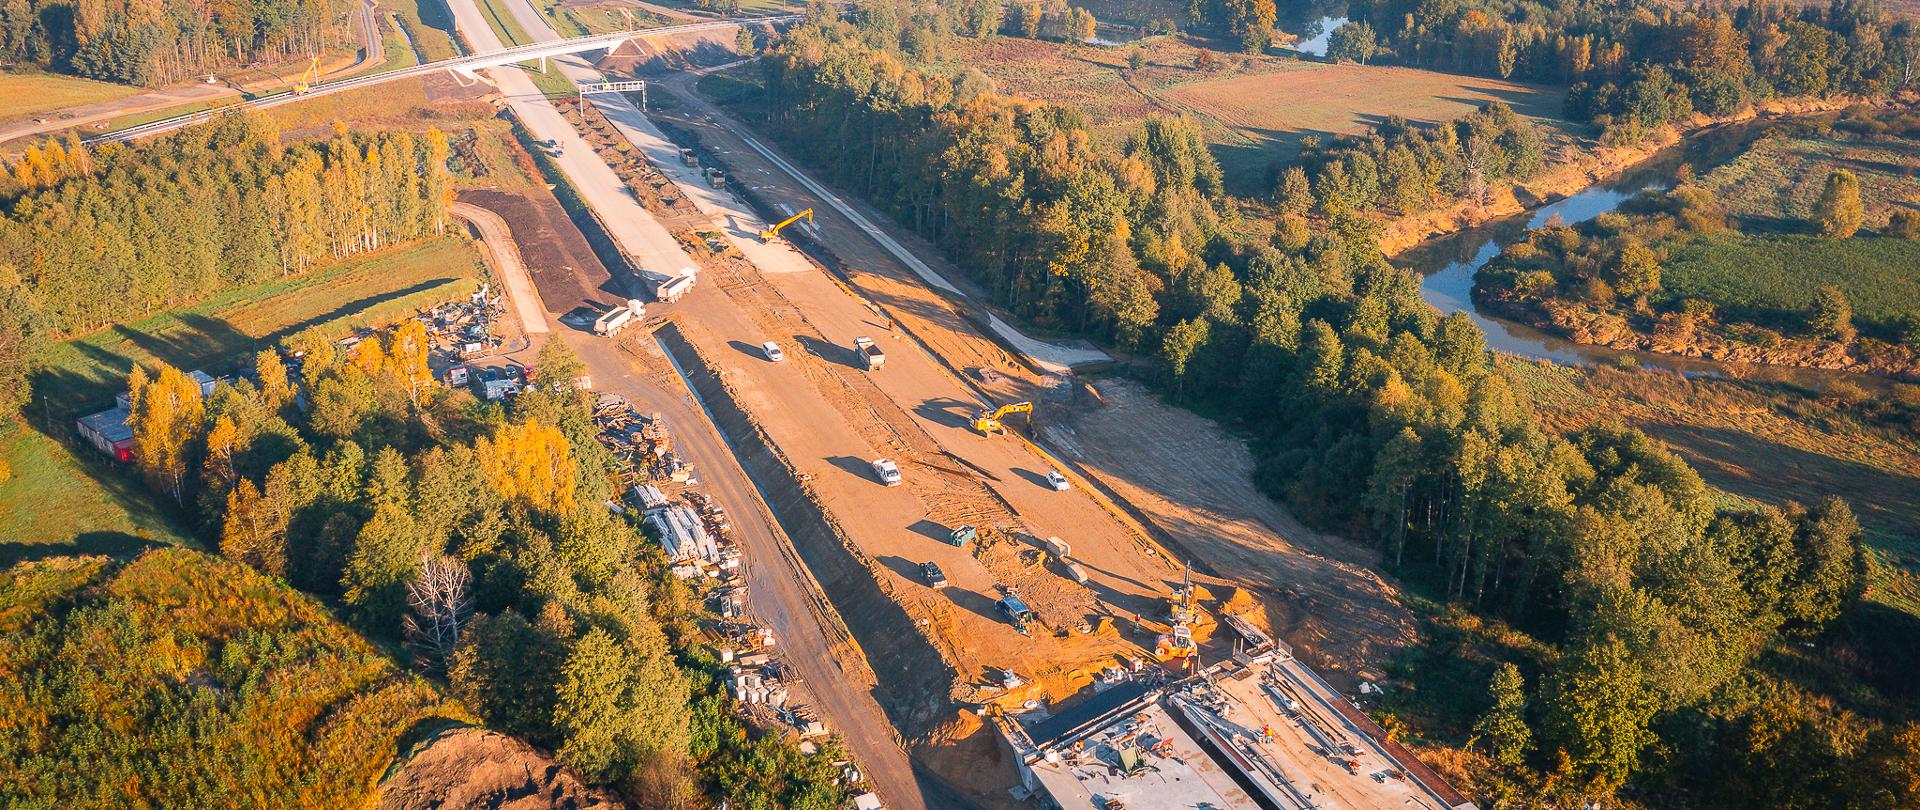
[1378,94,1905,255]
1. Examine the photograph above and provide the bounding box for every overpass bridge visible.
[87,14,798,145]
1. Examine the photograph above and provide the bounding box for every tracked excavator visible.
[758,208,813,242]
[292,55,324,95]
[970,401,1033,435]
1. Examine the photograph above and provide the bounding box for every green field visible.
[0,428,194,563]
[1662,234,1920,334]
[33,236,481,421]
[0,70,142,124]
[3,236,482,556]
[387,0,463,62]
[1696,131,1920,229]
[35,236,481,419]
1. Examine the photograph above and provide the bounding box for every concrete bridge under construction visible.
[87,14,799,145]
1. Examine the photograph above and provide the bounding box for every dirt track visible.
[378,728,616,810]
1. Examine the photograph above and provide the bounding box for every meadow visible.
[1695,129,1920,229]
[1661,234,1920,335]
[0,551,469,806]
[0,70,142,124]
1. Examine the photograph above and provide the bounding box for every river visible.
[1392,118,1873,386]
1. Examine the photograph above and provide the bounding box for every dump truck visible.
[854,336,885,370]
[679,148,697,167]
[593,300,645,337]
[654,271,696,303]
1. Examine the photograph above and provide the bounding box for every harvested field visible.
[941,38,1568,192]
[1158,63,1567,180]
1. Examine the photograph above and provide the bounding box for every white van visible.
[870,458,902,486]
[762,341,785,362]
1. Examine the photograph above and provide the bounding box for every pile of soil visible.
[378,728,618,810]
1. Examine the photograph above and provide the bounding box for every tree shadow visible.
[0,531,168,567]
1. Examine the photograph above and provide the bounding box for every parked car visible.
[871,458,902,486]
[762,341,785,362]
[1045,470,1071,491]
[921,561,948,589]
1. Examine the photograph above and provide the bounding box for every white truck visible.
[870,458,902,486]
[593,299,645,337]
[854,336,885,371]
[654,270,697,303]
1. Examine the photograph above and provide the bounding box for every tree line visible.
[0,113,451,422]
[1274,102,1545,220]
[0,0,356,85]
[1348,0,1920,143]
[123,330,847,808]
[746,7,1912,804]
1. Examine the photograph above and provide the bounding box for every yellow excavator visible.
[292,54,324,95]
[971,401,1033,435]
[758,208,813,242]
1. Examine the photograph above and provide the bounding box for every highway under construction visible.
[146,3,1451,806]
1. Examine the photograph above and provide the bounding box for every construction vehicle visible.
[946,525,977,547]
[292,54,323,95]
[996,591,1037,635]
[702,167,726,188]
[759,208,813,242]
[970,401,1033,435]
[592,299,645,337]
[854,336,885,370]
[1156,563,1200,665]
[679,148,698,167]
[1155,623,1197,664]
[653,270,696,303]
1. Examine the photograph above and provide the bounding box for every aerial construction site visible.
[400,7,1456,807]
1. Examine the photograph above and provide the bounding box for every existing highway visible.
[83,12,795,145]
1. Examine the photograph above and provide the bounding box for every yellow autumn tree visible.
[256,349,293,410]
[221,479,288,576]
[475,420,576,513]
[204,414,240,495]
[129,363,207,503]
[384,319,433,405]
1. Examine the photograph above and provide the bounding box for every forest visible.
[0,0,357,85]
[91,330,848,807]
[0,113,451,423]
[742,5,1919,805]
[1346,0,1920,143]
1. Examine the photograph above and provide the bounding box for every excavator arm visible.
[758,208,813,241]
[970,401,1033,434]
[292,54,324,95]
